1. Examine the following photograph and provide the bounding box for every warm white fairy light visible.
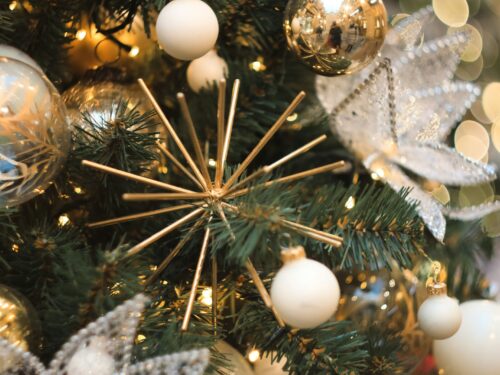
[75,29,87,41]
[58,214,70,227]
[248,348,260,363]
[200,288,213,306]
[129,46,140,57]
[345,196,355,210]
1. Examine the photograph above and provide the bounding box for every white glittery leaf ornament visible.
[0,294,209,375]
[317,7,497,241]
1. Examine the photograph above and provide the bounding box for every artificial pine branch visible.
[429,221,493,301]
[233,298,369,374]
[301,184,425,270]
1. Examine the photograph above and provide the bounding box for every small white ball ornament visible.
[66,337,115,375]
[270,246,340,329]
[187,50,228,93]
[434,300,500,375]
[156,0,219,61]
[417,282,462,340]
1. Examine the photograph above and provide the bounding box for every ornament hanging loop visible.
[278,232,294,250]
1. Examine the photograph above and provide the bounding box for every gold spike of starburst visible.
[82,78,345,331]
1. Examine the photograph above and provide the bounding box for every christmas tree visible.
[0,0,500,374]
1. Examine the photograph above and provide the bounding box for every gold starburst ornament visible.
[83,78,345,331]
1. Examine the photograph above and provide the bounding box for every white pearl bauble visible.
[67,343,115,375]
[417,295,462,339]
[0,44,42,72]
[187,50,227,93]
[271,258,340,329]
[156,0,219,60]
[434,300,500,375]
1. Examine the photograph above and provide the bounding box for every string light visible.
[200,288,212,306]
[129,46,140,57]
[58,214,70,227]
[135,334,146,343]
[345,196,355,210]
[248,348,260,363]
[249,57,267,72]
[8,1,17,11]
[75,29,87,41]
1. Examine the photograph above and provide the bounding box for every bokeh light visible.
[490,120,500,152]
[459,184,495,208]
[432,0,469,27]
[483,82,500,123]
[455,120,490,161]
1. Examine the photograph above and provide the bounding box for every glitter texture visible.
[317,7,497,241]
[0,295,209,375]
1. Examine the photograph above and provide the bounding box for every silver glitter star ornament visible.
[316,7,497,241]
[0,294,209,375]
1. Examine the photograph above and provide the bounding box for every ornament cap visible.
[427,281,447,296]
[280,246,306,263]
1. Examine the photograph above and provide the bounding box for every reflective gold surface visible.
[284,0,388,76]
[0,284,40,351]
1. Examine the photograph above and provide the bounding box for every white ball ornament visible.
[66,337,115,375]
[434,300,500,375]
[0,44,42,72]
[417,283,462,340]
[187,50,228,93]
[270,246,340,329]
[156,0,219,61]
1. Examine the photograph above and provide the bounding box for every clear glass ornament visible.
[284,0,388,76]
[335,268,431,369]
[0,57,71,207]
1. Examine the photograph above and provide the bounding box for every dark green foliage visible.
[301,184,425,270]
[361,325,414,375]
[0,1,491,373]
[429,221,493,301]
[233,298,369,374]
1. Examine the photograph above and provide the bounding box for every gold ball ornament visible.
[0,284,41,371]
[284,0,388,76]
[62,70,163,176]
[214,341,253,375]
[62,71,158,135]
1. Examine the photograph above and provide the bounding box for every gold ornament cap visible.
[426,282,447,296]
[280,246,306,264]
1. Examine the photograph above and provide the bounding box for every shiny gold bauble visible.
[213,341,253,375]
[62,70,163,176]
[0,284,41,351]
[284,0,388,76]
[335,268,431,368]
[63,81,150,129]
